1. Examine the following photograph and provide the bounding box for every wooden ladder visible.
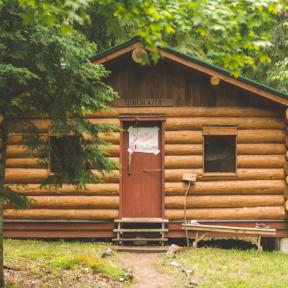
[113,218,169,245]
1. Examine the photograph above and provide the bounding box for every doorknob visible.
[142,169,162,172]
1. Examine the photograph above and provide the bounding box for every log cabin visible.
[3,38,288,249]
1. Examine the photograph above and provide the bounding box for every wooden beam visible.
[4,209,119,220]
[166,206,287,220]
[165,195,284,209]
[165,180,285,195]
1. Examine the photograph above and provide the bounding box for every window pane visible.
[204,135,236,173]
[50,136,80,174]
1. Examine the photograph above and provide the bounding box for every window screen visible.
[204,135,236,173]
[50,136,80,174]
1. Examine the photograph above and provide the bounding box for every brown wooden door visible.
[121,121,163,218]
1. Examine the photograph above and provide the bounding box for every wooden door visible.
[121,120,163,218]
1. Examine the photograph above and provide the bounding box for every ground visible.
[116,252,180,288]
[158,242,288,288]
[4,239,288,288]
[4,239,131,288]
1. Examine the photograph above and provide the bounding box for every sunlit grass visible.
[4,239,130,287]
[160,245,288,288]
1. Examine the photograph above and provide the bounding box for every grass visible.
[4,239,131,287]
[159,242,288,288]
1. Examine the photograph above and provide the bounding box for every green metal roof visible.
[92,38,288,103]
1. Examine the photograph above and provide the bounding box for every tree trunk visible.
[0,115,8,287]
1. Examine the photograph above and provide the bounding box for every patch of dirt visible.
[117,253,177,288]
[5,267,122,288]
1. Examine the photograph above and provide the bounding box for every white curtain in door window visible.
[128,126,160,154]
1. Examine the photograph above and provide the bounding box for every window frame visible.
[202,126,238,176]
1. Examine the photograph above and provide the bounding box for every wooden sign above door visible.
[112,98,174,107]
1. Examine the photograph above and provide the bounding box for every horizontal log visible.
[23,196,119,209]
[7,143,286,161]
[165,156,202,168]
[9,183,119,196]
[238,130,285,143]
[102,145,119,156]
[165,180,285,195]
[92,170,120,183]
[165,169,285,182]
[7,133,120,145]
[83,132,120,144]
[6,158,42,168]
[5,169,49,183]
[5,157,119,169]
[166,118,285,130]
[164,144,285,156]
[165,195,285,209]
[165,144,202,155]
[4,209,118,220]
[14,117,283,132]
[165,169,202,181]
[165,155,285,169]
[6,142,285,159]
[5,168,120,184]
[238,155,285,168]
[10,118,119,133]
[165,206,287,220]
[237,144,285,155]
[7,145,29,157]
[285,200,288,212]
[165,131,202,144]
[89,107,282,118]
[15,107,284,119]
[7,134,47,145]
[165,130,285,144]
[6,144,120,158]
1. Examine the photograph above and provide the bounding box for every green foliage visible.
[250,13,288,93]
[0,0,118,187]
[50,255,82,270]
[14,0,287,73]
[77,255,130,281]
[172,0,286,76]
[4,186,31,209]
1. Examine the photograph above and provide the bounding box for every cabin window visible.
[49,135,81,174]
[203,127,237,173]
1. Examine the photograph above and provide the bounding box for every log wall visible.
[4,107,288,222]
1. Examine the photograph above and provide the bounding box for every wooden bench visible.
[182,222,276,251]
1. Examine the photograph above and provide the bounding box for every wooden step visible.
[115,218,169,223]
[113,238,168,242]
[113,229,168,233]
